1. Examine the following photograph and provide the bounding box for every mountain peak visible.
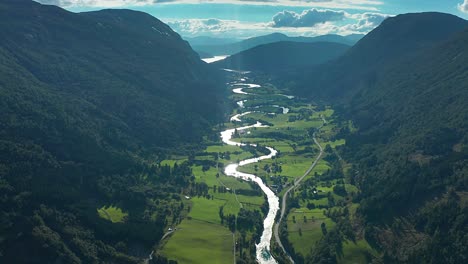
[345,11,468,66]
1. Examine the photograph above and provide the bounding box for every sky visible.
[36,1,468,39]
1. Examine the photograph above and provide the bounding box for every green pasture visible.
[287,208,336,257]
[161,219,233,264]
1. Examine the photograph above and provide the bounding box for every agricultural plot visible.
[161,219,233,264]
[287,208,336,257]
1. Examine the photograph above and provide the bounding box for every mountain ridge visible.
[283,12,468,263]
[0,1,224,263]
[290,12,468,100]
[193,32,362,57]
[214,41,350,72]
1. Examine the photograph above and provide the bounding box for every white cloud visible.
[341,12,390,32]
[268,8,389,34]
[167,18,271,38]
[458,0,468,13]
[35,0,383,10]
[271,9,346,27]
[165,11,388,39]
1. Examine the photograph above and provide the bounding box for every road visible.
[273,116,326,264]
[161,229,175,241]
[143,229,176,264]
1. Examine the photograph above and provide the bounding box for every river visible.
[220,73,289,264]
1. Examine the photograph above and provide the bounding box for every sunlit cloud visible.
[271,9,346,27]
[166,9,390,38]
[167,18,272,38]
[341,12,390,31]
[459,0,468,13]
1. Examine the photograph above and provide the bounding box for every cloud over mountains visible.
[34,0,395,38]
[272,9,346,27]
[168,10,390,38]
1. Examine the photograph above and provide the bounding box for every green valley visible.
[1,1,466,264]
[158,71,373,264]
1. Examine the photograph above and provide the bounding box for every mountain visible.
[214,41,350,72]
[287,12,468,263]
[340,25,468,264]
[0,0,224,263]
[291,12,468,99]
[197,50,215,59]
[193,32,363,56]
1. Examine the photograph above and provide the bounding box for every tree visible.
[321,222,327,235]
[219,206,224,224]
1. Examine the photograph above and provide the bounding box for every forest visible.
[0,0,225,262]
[286,13,468,263]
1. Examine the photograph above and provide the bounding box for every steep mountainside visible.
[214,41,349,72]
[339,27,468,263]
[291,13,468,263]
[291,12,468,99]
[193,32,362,56]
[0,0,223,263]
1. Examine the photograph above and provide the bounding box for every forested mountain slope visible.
[0,0,223,263]
[339,26,468,263]
[214,41,349,72]
[292,13,468,263]
[291,12,468,99]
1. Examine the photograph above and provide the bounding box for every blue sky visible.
[38,1,468,39]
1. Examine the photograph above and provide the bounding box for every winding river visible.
[220,73,286,264]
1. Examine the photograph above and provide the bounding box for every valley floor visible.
[158,71,376,263]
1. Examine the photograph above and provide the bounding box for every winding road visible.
[273,115,327,264]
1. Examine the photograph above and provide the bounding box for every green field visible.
[97,206,128,223]
[161,150,262,262]
[287,208,336,256]
[338,239,377,264]
[161,219,233,264]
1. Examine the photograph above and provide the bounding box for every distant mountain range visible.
[214,41,350,72]
[184,35,239,46]
[192,32,363,57]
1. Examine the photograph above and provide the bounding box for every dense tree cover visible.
[285,13,468,263]
[338,26,468,262]
[0,0,225,263]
